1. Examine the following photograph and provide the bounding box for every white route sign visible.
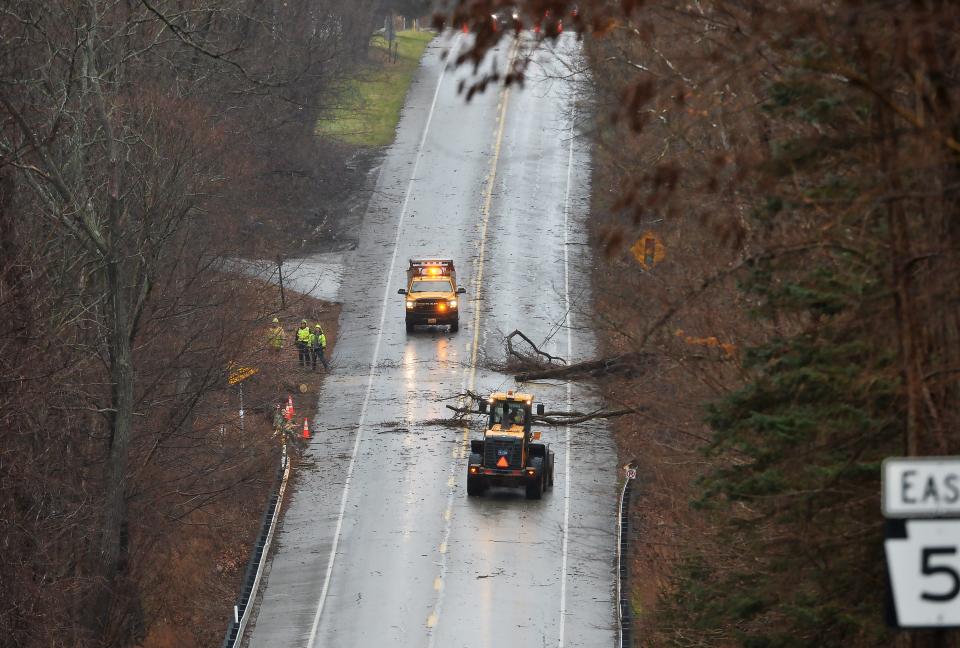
[882,457,960,518]
[885,519,960,627]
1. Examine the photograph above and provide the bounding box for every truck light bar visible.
[409,259,454,276]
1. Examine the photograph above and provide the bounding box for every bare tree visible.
[1,0,390,644]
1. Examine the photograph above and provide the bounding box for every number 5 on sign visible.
[885,519,960,627]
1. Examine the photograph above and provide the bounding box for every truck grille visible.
[413,299,444,312]
[483,439,522,468]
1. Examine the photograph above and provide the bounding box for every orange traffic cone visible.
[284,395,294,421]
[302,418,311,439]
[462,22,468,33]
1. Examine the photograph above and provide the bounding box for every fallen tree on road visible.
[514,352,652,381]
[505,328,653,382]
[442,391,640,426]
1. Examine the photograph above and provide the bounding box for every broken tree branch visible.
[506,329,567,366]
[514,351,652,382]
[536,408,639,425]
[443,403,640,425]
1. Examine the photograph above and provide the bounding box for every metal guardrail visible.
[221,443,291,648]
[617,468,635,647]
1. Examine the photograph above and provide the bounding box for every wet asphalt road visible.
[246,32,617,648]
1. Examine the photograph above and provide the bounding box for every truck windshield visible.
[490,402,526,427]
[411,280,452,293]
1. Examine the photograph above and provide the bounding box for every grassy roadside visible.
[317,30,434,147]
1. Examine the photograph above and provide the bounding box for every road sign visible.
[629,231,665,270]
[882,457,960,518]
[885,519,960,628]
[228,365,259,385]
[625,467,637,480]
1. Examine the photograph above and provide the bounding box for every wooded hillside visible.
[452,1,960,645]
[0,1,388,645]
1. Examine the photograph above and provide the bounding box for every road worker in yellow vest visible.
[296,319,311,367]
[310,323,330,372]
[268,317,285,353]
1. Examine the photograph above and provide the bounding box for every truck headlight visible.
[449,299,457,309]
[406,301,414,309]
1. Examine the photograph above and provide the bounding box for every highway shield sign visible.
[885,518,960,628]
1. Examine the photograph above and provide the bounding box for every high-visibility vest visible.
[310,331,327,349]
[296,327,311,344]
[268,326,284,349]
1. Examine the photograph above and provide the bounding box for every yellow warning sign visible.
[227,364,259,385]
[630,231,665,270]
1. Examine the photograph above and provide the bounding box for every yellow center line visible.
[426,38,519,635]
[450,50,515,528]
[469,80,513,380]
[458,53,515,449]
[454,52,515,465]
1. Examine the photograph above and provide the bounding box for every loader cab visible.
[479,391,545,435]
[488,399,529,430]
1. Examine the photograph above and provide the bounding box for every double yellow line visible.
[429,39,519,635]
[466,38,519,397]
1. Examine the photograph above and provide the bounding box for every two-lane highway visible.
[247,31,616,648]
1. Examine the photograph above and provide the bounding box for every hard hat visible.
[314,324,322,329]
[301,319,307,325]
[272,317,279,324]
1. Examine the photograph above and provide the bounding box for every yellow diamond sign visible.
[630,231,665,270]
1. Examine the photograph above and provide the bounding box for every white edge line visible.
[306,34,461,648]
[557,99,576,648]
